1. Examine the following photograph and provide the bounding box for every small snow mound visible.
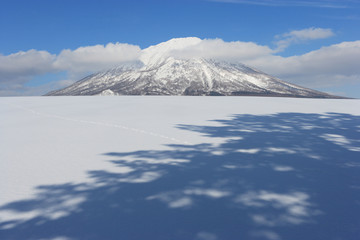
[97,89,117,96]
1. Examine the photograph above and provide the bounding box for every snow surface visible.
[1,96,360,240]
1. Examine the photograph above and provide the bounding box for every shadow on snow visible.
[1,112,360,240]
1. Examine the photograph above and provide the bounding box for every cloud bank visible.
[171,38,274,61]
[0,43,141,96]
[54,43,141,73]
[0,29,359,96]
[274,27,334,51]
[0,50,55,85]
[245,40,360,88]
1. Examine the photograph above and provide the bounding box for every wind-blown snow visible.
[1,96,359,240]
[140,37,202,66]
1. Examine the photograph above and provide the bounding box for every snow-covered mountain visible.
[46,38,336,98]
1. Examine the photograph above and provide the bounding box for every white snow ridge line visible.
[11,104,192,145]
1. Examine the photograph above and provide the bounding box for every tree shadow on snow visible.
[1,112,360,240]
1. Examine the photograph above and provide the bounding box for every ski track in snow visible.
[10,103,192,145]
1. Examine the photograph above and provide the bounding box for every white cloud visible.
[245,40,360,88]
[0,50,56,86]
[0,43,141,95]
[54,42,141,73]
[171,38,274,61]
[209,0,349,8]
[275,27,334,51]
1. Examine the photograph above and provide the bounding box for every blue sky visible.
[1,0,360,97]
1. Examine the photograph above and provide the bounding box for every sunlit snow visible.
[1,96,359,240]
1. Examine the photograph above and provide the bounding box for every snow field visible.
[1,96,359,240]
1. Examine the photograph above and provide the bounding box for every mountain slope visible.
[46,38,336,98]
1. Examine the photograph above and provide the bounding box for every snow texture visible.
[1,96,360,240]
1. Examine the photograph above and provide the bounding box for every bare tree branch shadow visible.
[1,112,360,240]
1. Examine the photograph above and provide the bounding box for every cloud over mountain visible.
[0,33,359,96]
[170,38,274,61]
[54,43,141,73]
[246,40,360,87]
[0,43,141,96]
